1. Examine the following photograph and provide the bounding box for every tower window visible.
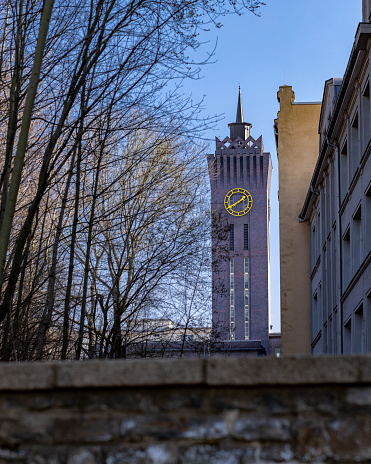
[230,224,234,250]
[244,224,248,250]
[230,258,235,340]
[244,257,249,340]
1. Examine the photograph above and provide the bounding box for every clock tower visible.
[207,88,272,354]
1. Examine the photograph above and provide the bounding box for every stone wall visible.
[0,356,371,463]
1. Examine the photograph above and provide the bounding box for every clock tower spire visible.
[236,85,244,123]
[228,87,252,141]
[207,88,272,355]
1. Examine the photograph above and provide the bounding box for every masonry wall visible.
[274,86,321,355]
[1,356,371,463]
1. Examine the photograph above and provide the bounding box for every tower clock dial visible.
[224,188,253,216]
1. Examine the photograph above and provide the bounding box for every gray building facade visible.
[300,8,371,354]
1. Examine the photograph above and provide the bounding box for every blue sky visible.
[182,0,362,332]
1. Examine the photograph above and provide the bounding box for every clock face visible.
[224,188,253,216]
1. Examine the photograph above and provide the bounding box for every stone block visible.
[56,359,204,388]
[106,445,176,464]
[179,445,246,464]
[0,363,56,391]
[232,417,292,442]
[67,449,98,464]
[51,415,119,444]
[118,413,228,442]
[259,444,294,462]
[206,356,362,386]
[346,387,371,405]
[296,417,371,462]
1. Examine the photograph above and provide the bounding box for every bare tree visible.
[0,0,264,360]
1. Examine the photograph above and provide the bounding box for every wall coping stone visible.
[0,355,370,391]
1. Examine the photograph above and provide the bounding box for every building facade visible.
[299,15,371,354]
[274,88,321,355]
[207,89,273,354]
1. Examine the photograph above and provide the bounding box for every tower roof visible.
[228,87,251,141]
[236,86,244,123]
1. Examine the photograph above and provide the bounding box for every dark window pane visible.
[230,224,234,250]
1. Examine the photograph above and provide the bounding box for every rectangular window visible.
[344,318,352,354]
[340,141,348,203]
[342,227,350,289]
[329,316,333,355]
[312,291,318,340]
[332,225,337,310]
[334,308,338,354]
[367,294,371,353]
[230,258,235,340]
[244,224,248,250]
[354,304,364,354]
[230,224,234,251]
[352,205,362,274]
[240,156,244,181]
[244,257,249,340]
[365,184,371,255]
[316,211,321,261]
[362,82,370,153]
[323,247,327,324]
[311,224,316,271]
[351,113,359,179]
[323,322,327,354]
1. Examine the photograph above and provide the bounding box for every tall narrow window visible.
[311,224,316,271]
[311,286,321,342]
[351,113,359,178]
[230,258,235,340]
[362,82,370,153]
[354,304,364,354]
[365,184,371,255]
[220,157,224,185]
[342,227,350,289]
[244,224,248,250]
[344,318,352,354]
[352,205,362,274]
[229,224,234,251]
[244,257,249,340]
[332,225,337,310]
[367,294,371,353]
[340,141,348,203]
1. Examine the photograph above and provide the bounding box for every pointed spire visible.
[236,86,244,123]
[228,86,251,141]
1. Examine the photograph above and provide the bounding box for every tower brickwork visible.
[207,89,272,354]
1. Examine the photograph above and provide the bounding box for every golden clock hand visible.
[228,196,246,208]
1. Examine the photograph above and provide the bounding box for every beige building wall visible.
[274,86,321,355]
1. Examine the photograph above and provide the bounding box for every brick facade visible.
[207,90,272,354]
